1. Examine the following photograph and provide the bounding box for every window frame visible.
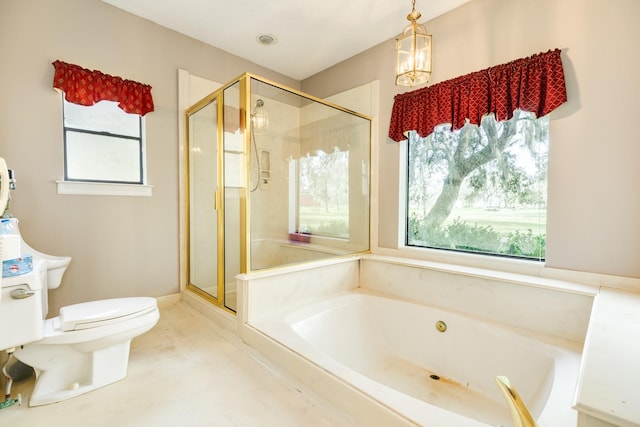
[56,96,152,197]
[402,112,549,262]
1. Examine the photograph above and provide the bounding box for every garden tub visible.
[251,289,582,426]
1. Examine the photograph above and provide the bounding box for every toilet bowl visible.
[14,297,159,407]
[0,218,160,406]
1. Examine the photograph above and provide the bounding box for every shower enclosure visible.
[185,73,371,312]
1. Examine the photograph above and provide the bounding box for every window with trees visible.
[297,148,349,238]
[392,49,567,262]
[407,110,548,260]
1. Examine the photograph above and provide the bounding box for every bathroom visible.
[1,0,639,426]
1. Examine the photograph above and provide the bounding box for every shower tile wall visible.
[250,98,301,269]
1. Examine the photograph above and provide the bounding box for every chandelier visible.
[395,0,432,86]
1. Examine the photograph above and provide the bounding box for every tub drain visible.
[429,374,440,380]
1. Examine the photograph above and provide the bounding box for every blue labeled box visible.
[2,255,33,278]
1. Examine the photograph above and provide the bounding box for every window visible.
[406,110,548,261]
[296,148,349,238]
[62,98,144,184]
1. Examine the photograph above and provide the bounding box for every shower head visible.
[251,98,269,133]
[253,99,265,115]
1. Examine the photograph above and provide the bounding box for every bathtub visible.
[251,289,582,426]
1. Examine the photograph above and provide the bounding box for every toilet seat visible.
[59,297,157,331]
[39,297,159,345]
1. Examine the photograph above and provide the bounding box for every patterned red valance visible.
[52,60,154,116]
[389,49,567,142]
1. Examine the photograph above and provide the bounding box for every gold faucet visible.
[495,376,538,427]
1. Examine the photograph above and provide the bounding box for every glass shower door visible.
[187,97,221,301]
[222,82,242,312]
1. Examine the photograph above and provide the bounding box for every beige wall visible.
[0,0,298,313]
[303,0,640,279]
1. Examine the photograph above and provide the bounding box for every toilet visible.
[13,296,159,406]
[0,218,160,406]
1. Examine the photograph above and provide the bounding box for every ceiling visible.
[100,0,470,81]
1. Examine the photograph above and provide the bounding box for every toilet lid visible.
[59,297,157,331]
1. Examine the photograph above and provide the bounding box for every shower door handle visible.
[214,189,221,211]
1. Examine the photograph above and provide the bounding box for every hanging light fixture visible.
[395,0,432,86]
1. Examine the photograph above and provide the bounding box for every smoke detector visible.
[256,33,277,46]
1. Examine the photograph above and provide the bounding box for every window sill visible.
[56,180,153,197]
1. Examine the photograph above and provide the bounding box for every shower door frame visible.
[185,77,249,313]
[185,72,374,313]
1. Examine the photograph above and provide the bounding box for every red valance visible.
[52,60,154,116]
[389,49,567,142]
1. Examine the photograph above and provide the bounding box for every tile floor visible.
[0,297,358,427]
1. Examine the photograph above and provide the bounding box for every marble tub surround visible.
[240,254,598,426]
[360,255,598,344]
[574,288,640,426]
[238,256,360,325]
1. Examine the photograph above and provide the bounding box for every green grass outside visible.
[298,206,349,231]
[300,206,545,237]
[447,207,546,234]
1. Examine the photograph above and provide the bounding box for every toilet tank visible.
[10,218,71,290]
[0,260,46,350]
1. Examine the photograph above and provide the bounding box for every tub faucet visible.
[495,376,538,427]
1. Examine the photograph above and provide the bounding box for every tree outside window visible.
[297,148,349,238]
[407,110,548,260]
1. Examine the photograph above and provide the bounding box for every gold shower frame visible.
[185,72,372,313]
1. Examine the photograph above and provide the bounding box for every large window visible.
[62,98,145,184]
[407,110,548,261]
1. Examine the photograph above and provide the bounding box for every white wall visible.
[302,0,640,280]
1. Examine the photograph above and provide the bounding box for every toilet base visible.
[13,298,159,407]
[16,339,132,407]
